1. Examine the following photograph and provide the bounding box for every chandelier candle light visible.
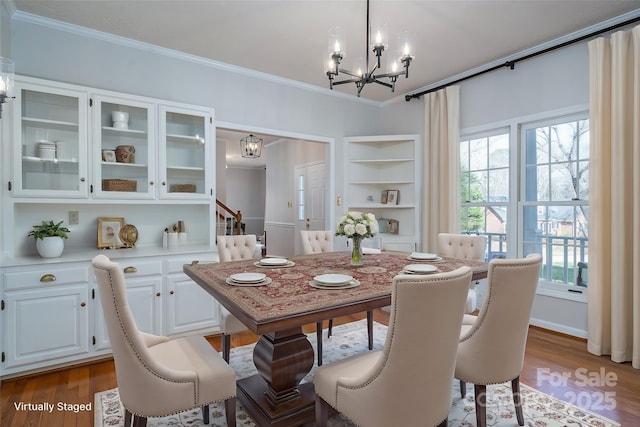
[325,0,414,97]
[336,211,379,265]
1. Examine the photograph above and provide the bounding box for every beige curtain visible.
[588,24,640,369]
[421,86,460,252]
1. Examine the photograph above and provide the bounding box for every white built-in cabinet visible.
[11,81,89,198]
[0,76,220,378]
[91,94,157,199]
[2,264,90,370]
[1,253,218,377]
[345,135,421,252]
[8,76,214,202]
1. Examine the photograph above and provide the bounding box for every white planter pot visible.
[36,236,65,258]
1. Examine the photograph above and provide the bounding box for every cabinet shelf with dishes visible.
[344,135,421,252]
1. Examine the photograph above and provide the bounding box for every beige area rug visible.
[95,320,619,427]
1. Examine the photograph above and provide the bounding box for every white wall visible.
[264,139,327,257]
[225,166,266,237]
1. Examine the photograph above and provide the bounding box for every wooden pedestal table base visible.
[237,327,316,427]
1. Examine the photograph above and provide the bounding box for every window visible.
[297,173,305,221]
[460,112,589,292]
[521,117,589,288]
[460,131,510,260]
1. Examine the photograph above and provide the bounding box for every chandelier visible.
[240,134,263,159]
[325,0,414,97]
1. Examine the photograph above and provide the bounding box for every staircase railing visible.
[215,199,243,235]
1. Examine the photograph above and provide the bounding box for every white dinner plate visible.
[259,258,289,266]
[313,274,353,285]
[403,264,438,274]
[229,272,266,283]
[309,280,360,290]
[407,255,444,262]
[409,252,439,260]
[226,277,272,287]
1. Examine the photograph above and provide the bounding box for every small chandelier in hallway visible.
[240,134,263,159]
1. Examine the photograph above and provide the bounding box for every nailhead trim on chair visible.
[456,258,536,386]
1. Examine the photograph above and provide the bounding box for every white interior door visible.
[294,162,326,254]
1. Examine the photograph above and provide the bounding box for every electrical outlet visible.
[69,211,79,225]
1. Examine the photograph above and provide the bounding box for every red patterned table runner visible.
[184,251,487,324]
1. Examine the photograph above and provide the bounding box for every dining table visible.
[184,251,488,427]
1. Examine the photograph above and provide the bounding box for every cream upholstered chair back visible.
[92,254,236,423]
[93,254,160,414]
[438,233,487,261]
[217,234,257,261]
[300,230,334,254]
[314,267,472,427]
[456,254,543,384]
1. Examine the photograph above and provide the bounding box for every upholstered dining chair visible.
[455,253,543,427]
[216,234,257,362]
[314,267,473,427]
[438,233,488,313]
[92,254,236,427]
[299,230,374,365]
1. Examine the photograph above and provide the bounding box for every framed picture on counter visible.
[98,217,125,249]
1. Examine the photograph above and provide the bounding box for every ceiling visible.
[13,0,640,104]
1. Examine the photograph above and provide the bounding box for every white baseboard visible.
[530,317,587,339]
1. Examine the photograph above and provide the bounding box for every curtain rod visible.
[405,15,640,102]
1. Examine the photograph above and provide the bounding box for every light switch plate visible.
[69,211,79,225]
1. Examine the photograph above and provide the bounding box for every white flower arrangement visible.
[335,211,378,239]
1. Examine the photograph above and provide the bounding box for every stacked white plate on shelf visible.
[226,272,272,287]
[310,273,360,290]
[254,257,295,268]
[407,252,444,262]
[402,264,439,275]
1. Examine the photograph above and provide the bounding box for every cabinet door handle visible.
[169,290,175,295]
[40,274,56,282]
[123,266,137,273]
[80,302,86,307]
[162,181,167,186]
[149,181,154,186]
[80,177,86,182]
[156,292,161,297]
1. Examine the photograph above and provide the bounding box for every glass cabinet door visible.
[92,94,156,199]
[158,105,213,200]
[12,81,88,198]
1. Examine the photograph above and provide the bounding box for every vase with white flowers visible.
[335,211,378,266]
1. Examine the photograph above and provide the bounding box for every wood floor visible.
[2,309,639,426]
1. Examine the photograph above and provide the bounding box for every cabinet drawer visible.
[115,260,163,277]
[3,266,89,290]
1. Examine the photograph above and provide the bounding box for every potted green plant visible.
[28,220,71,258]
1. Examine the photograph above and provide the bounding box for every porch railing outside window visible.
[460,114,589,290]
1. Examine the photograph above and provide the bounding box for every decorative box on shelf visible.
[170,183,196,193]
[102,179,137,192]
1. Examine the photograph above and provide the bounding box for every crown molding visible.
[13,10,382,107]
